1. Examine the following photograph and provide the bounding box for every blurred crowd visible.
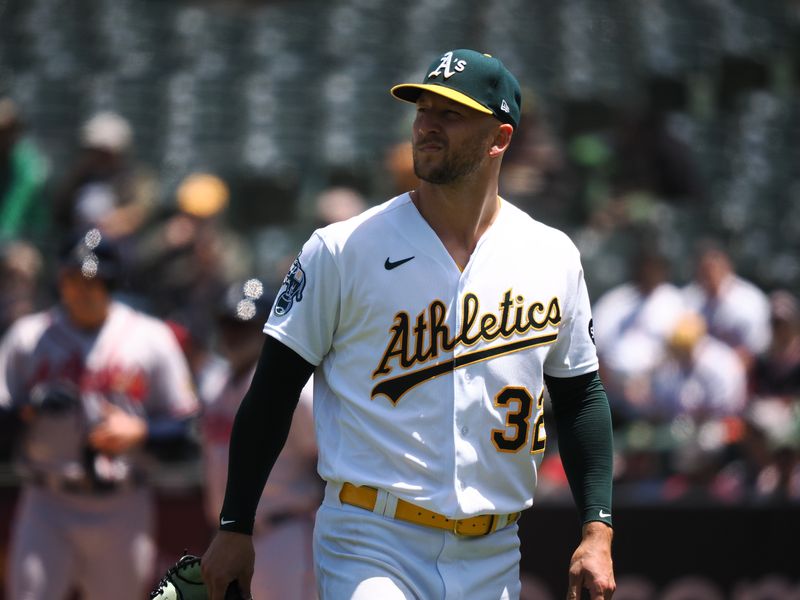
[595,242,800,505]
[0,96,371,599]
[1,86,798,516]
[529,236,800,506]
[0,95,369,349]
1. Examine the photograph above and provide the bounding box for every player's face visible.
[58,268,111,330]
[696,251,731,296]
[412,92,496,185]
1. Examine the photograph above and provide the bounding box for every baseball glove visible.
[150,552,248,600]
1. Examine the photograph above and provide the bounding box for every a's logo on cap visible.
[428,51,467,80]
[501,99,510,113]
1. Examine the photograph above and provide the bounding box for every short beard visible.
[413,131,490,185]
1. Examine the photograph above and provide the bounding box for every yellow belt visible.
[339,483,521,537]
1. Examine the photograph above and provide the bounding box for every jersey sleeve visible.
[0,321,29,410]
[743,289,771,355]
[263,233,340,366]
[544,247,599,378]
[0,331,17,410]
[147,322,200,418]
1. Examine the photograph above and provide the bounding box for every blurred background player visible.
[593,245,686,423]
[202,279,321,600]
[650,311,747,422]
[682,241,771,372]
[0,228,199,600]
[0,240,45,338]
[752,289,800,400]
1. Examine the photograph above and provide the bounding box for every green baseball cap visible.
[391,49,521,128]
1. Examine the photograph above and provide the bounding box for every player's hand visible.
[87,402,147,455]
[566,521,615,600]
[201,530,254,600]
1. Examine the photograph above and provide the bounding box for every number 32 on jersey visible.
[491,386,547,454]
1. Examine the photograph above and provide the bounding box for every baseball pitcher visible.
[201,49,615,600]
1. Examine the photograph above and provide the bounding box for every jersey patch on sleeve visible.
[588,318,595,345]
[274,252,306,316]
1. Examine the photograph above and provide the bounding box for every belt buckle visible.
[452,518,467,537]
[453,514,494,537]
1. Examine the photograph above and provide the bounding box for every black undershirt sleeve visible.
[545,370,614,528]
[218,335,315,535]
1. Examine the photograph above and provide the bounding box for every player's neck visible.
[62,300,111,331]
[412,180,501,269]
[68,311,108,331]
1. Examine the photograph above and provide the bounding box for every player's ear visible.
[488,123,514,158]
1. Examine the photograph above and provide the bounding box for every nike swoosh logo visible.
[599,510,611,518]
[384,256,415,270]
[220,518,236,526]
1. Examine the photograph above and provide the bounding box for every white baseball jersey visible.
[683,274,771,356]
[0,301,198,481]
[265,193,598,518]
[650,335,747,418]
[593,281,686,376]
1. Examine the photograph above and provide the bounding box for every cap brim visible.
[390,83,493,116]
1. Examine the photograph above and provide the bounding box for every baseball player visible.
[201,49,615,600]
[202,279,321,600]
[0,228,199,600]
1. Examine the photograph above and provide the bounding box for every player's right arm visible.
[201,335,314,600]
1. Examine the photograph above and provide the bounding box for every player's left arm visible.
[546,370,615,600]
[90,321,200,456]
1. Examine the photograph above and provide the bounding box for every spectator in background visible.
[650,312,747,421]
[752,290,800,399]
[0,228,199,600]
[706,290,800,504]
[0,97,49,244]
[52,111,157,250]
[727,399,800,503]
[312,185,367,230]
[0,240,45,337]
[593,247,686,422]
[726,289,800,504]
[134,172,252,338]
[683,241,771,371]
[202,279,321,600]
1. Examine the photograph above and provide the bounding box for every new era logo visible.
[500,99,510,113]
